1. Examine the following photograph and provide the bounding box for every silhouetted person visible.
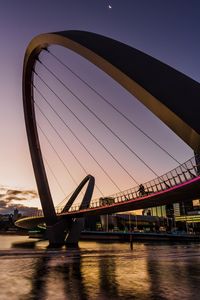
[138,184,145,196]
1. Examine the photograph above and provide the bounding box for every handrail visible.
[22,155,200,217]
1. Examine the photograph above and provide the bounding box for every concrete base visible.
[46,219,69,247]
[46,217,85,248]
[65,218,84,247]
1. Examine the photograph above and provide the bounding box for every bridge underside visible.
[49,31,200,151]
[80,176,200,216]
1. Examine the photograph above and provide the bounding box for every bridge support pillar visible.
[46,219,68,247]
[65,218,84,247]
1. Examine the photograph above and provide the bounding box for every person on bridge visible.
[138,184,146,196]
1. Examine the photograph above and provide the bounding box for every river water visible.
[0,235,200,300]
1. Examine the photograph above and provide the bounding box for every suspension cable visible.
[33,95,105,197]
[38,123,78,187]
[43,155,81,210]
[33,95,122,193]
[55,190,73,209]
[39,125,94,208]
[47,49,183,167]
[33,83,139,185]
[42,155,66,197]
[34,62,161,179]
[38,123,94,204]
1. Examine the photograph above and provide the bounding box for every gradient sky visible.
[0,0,200,209]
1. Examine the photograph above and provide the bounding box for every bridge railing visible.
[110,156,198,205]
[67,155,199,211]
[28,155,200,216]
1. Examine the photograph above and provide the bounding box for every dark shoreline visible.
[1,230,200,242]
[0,231,28,236]
[80,231,200,242]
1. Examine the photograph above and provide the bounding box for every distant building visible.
[13,208,19,221]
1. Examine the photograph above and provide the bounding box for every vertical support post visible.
[194,151,200,175]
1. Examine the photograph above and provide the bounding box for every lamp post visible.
[133,214,138,230]
[129,214,131,231]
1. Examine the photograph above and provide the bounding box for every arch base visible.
[45,217,85,248]
[46,175,95,247]
[65,218,85,247]
[45,219,69,247]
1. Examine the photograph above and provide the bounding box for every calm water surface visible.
[0,235,200,300]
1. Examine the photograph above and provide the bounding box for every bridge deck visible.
[16,175,200,229]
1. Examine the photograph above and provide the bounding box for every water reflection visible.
[99,256,118,297]
[0,237,200,300]
[30,255,50,300]
[146,244,200,300]
[28,250,88,300]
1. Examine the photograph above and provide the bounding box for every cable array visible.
[31,47,186,207]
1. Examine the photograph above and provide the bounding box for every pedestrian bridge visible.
[16,155,200,229]
[19,30,200,245]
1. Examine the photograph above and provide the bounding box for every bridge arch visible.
[23,30,200,224]
[62,174,95,212]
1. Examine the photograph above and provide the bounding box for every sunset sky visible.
[0,0,200,211]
